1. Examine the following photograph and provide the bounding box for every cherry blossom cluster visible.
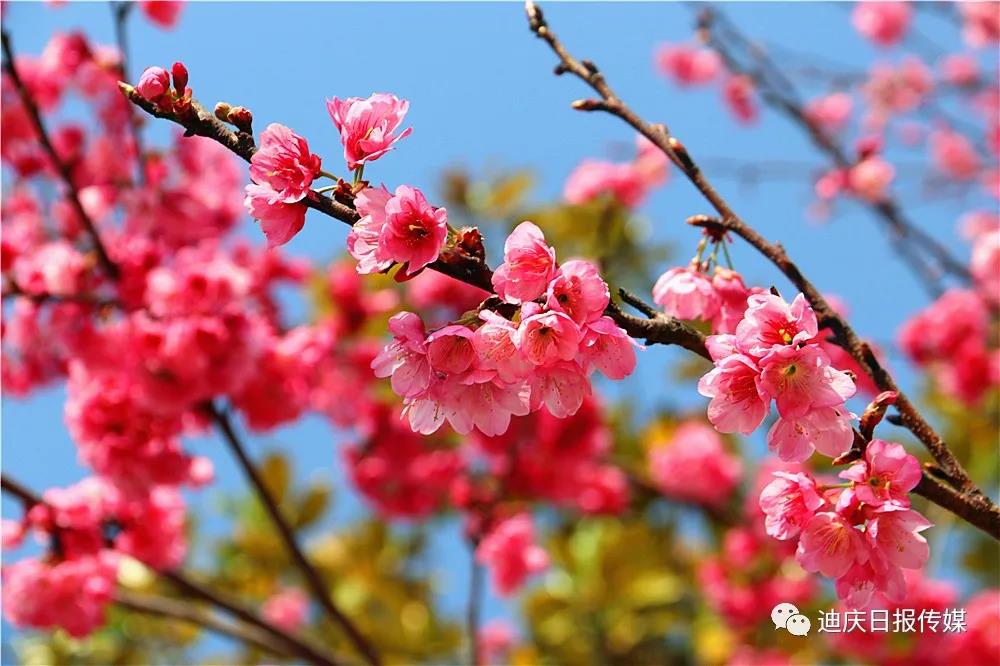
[647,420,742,509]
[2,478,187,636]
[563,134,668,208]
[697,291,858,463]
[370,221,638,437]
[759,439,932,608]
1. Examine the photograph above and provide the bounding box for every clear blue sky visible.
[2,1,989,656]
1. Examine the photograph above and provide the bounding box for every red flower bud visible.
[171,61,188,95]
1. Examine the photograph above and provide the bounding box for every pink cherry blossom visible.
[758,345,856,418]
[835,558,906,609]
[852,2,912,47]
[767,406,855,462]
[796,511,868,579]
[563,159,648,207]
[960,2,1000,48]
[735,292,819,357]
[472,311,531,383]
[654,44,721,86]
[378,185,448,276]
[326,93,412,170]
[248,123,321,204]
[697,353,770,435]
[652,265,720,321]
[371,312,431,398]
[426,324,477,375]
[546,259,609,324]
[262,588,309,631]
[491,221,556,304]
[139,0,183,28]
[650,421,743,508]
[930,128,981,180]
[243,183,306,247]
[528,361,590,418]
[11,240,88,296]
[516,309,581,366]
[136,66,169,102]
[848,155,895,202]
[348,185,394,274]
[840,439,921,509]
[805,92,854,134]
[579,316,639,380]
[2,553,118,637]
[723,75,758,124]
[759,471,825,540]
[711,268,759,334]
[476,514,549,596]
[939,53,980,87]
[866,507,932,570]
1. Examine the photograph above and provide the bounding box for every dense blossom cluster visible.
[648,421,742,509]
[697,292,857,462]
[370,222,637,437]
[759,439,931,608]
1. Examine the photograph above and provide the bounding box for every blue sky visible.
[2,1,990,657]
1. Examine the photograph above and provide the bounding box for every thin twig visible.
[110,0,147,185]
[525,0,999,540]
[114,590,295,658]
[0,30,120,280]
[467,549,483,666]
[205,403,381,666]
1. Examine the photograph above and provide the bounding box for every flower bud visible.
[170,61,188,95]
[214,102,232,122]
[136,66,169,102]
[859,390,898,440]
[227,106,253,133]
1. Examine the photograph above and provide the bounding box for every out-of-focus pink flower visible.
[930,128,982,180]
[262,588,309,631]
[960,2,1000,48]
[378,185,448,276]
[654,44,721,86]
[139,0,183,28]
[796,511,868,579]
[759,471,824,540]
[476,514,549,596]
[2,553,118,638]
[249,123,321,204]
[326,93,412,170]
[652,265,720,321]
[939,53,980,87]
[649,421,742,508]
[840,439,921,509]
[478,620,516,665]
[805,92,854,134]
[723,75,758,124]
[564,159,647,207]
[491,221,556,304]
[12,240,88,296]
[852,2,912,46]
[243,183,306,247]
[136,66,170,102]
[848,155,895,202]
[950,590,1000,663]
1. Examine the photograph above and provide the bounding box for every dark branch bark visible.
[205,403,381,666]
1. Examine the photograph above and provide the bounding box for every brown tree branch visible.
[524,0,999,541]
[0,30,120,280]
[205,403,380,666]
[109,0,148,185]
[695,7,974,296]
[114,590,297,659]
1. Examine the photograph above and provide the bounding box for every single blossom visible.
[736,293,819,357]
[136,66,169,102]
[852,2,912,46]
[767,406,855,462]
[491,221,556,304]
[849,155,895,202]
[759,471,825,540]
[796,511,868,579]
[758,345,856,418]
[866,507,932,570]
[476,514,549,596]
[840,439,921,508]
[243,183,306,247]
[516,309,582,367]
[697,353,770,435]
[545,259,609,324]
[347,185,394,274]
[652,265,720,321]
[248,123,321,204]
[326,93,412,170]
[377,185,448,276]
[654,44,721,86]
[650,421,743,508]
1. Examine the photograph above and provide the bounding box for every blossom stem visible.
[319,169,341,181]
[110,0,148,186]
[353,165,365,186]
[466,547,483,666]
[720,238,735,269]
[206,403,382,666]
[314,184,339,194]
